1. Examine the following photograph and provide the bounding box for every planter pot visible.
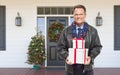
[33,65,40,70]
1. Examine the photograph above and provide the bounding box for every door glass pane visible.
[37,17,45,36]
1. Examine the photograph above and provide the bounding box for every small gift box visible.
[68,48,88,64]
[73,38,85,49]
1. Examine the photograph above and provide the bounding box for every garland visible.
[48,22,64,42]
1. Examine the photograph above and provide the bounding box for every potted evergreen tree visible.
[27,33,46,70]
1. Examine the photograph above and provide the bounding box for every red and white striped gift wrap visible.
[72,38,85,49]
[68,48,88,64]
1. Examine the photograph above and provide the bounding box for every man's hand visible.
[85,56,91,65]
[65,56,73,65]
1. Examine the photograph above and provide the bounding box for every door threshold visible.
[46,66,65,70]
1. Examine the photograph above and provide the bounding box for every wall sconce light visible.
[96,12,103,26]
[15,12,21,26]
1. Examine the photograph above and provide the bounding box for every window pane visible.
[70,8,73,14]
[51,8,57,14]
[37,17,45,36]
[37,8,44,15]
[58,8,64,14]
[65,8,70,14]
[45,8,50,14]
[70,17,74,24]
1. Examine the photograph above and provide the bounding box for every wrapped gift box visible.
[68,48,88,64]
[73,38,85,48]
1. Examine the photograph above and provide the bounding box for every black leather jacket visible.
[57,24,102,73]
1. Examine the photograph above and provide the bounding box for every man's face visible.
[73,8,86,26]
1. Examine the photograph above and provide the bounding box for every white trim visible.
[45,16,47,67]
[37,15,73,17]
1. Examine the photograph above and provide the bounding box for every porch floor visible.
[0,68,120,75]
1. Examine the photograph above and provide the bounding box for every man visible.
[57,4,102,75]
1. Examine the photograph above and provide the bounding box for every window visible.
[0,6,6,50]
[37,7,73,15]
[114,5,120,50]
[70,17,74,24]
[37,17,45,36]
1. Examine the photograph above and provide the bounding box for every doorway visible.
[47,17,68,67]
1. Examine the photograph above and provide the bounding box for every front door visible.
[47,17,68,67]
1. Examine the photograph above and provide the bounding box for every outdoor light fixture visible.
[15,12,21,26]
[96,12,102,26]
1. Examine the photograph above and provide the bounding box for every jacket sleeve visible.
[56,29,68,60]
[90,29,102,60]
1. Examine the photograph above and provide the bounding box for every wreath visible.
[48,22,64,42]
